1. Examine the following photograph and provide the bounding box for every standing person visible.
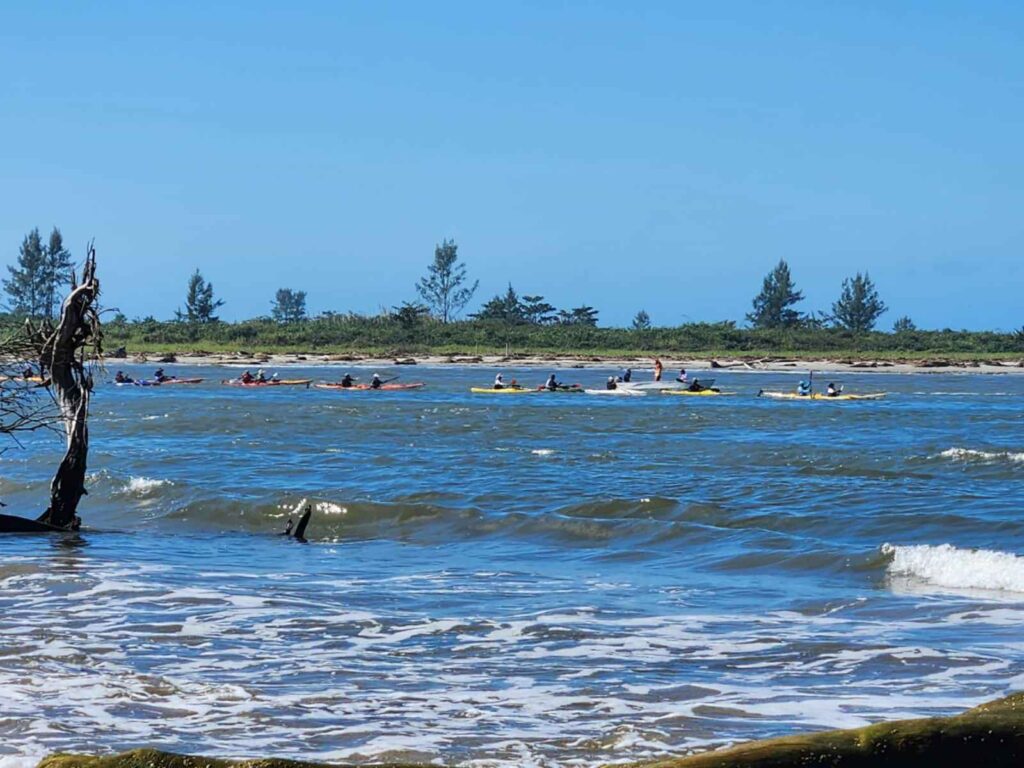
[494,373,506,390]
[653,358,663,382]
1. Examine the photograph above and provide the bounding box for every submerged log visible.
[35,693,1024,768]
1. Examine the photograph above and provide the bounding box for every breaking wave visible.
[938,447,1024,464]
[882,543,1024,594]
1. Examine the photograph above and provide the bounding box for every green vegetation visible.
[175,269,224,323]
[97,313,1024,360]
[3,226,73,318]
[833,271,887,332]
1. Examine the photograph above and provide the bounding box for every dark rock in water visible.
[156,353,177,363]
[110,346,127,359]
[37,694,1024,767]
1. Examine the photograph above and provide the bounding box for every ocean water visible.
[1,365,1023,766]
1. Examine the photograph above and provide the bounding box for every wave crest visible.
[882,543,1024,594]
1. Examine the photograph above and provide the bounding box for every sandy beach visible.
[113,350,1024,376]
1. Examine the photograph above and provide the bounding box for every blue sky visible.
[1,2,1022,329]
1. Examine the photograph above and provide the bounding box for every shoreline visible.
[108,351,1024,376]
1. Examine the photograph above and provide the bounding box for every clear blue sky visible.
[2,2,1022,329]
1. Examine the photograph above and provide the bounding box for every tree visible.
[176,269,224,323]
[416,239,478,323]
[832,272,887,332]
[4,228,47,317]
[748,259,804,328]
[391,301,430,330]
[558,305,599,326]
[632,309,652,331]
[473,283,524,324]
[42,227,74,319]
[521,295,558,325]
[271,288,307,323]
[893,316,916,333]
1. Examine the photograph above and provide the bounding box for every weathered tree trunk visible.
[35,248,101,529]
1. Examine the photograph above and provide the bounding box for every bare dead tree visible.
[33,246,101,528]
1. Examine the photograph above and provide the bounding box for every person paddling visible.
[370,373,383,390]
[676,368,688,384]
[240,370,254,384]
[621,367,632,383]
[494,373,506,390]
[606,376,618,391]
[114,371,133,384]
[340,373,355,388]
[545,373,563,391]
[154,367,173,383]
[797,380,812,397]
[826,382,841,397]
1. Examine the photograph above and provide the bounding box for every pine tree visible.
[747,259,804,328]
[892,315,916,333]
[416,239,478,323]
[271,288,308,323]
[832,272,887,332]
[632,309,652,331]
[176,269,224,323]
[4,228,47,317]
[43,227,74,318]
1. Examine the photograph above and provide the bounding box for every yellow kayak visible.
[758,391,885,401]
[470,387,536,394]
[663,389,732,397]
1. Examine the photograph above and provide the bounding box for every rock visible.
[156,353,177,363]
[109,346,127,359]
[710,359,722,368]
[448,356,484,364]
[394,358,417,365]
[36,693,1024,768]
[132,353,148,363]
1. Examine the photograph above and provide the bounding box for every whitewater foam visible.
[883,543,1024,594]
[123,476,172,495]
[938,447,1024,464]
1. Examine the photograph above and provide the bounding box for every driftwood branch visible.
[34,245,101,529]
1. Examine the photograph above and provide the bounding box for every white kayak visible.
[621,378,714,392]
[583,388,646,396]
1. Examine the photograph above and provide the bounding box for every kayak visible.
[664,389,732,397]
[758,391,886,401]
[621,379,714,392]
[315,382,424,391]
[470,387,536,394]
[583,388,645,396]
[536,386,584,394]
[221,379,313,388]
[157,377,203,385]
[118,377,204,387]
[0,376,46,384]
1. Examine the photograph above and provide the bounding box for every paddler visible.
[255,369,267,383]
[826,382,840,397]
[340,373,355,388]
[114,371,133,384]
[544,373,563,391]
[606,376,618,390]
[154,367,172,383]
[621,367,632,383]
[797,380,812,397]
[494,372,506,390]
[653,358,663,382]
[676,368,688,384]
[370,373,383,390]
[240,370,254,384]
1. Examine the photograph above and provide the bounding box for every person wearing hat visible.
[605,376,618,391]
[255,369,267,383]
[797,380,812,397]
[370,373,383,390]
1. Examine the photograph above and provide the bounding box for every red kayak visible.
[222,378,313,388]
[315,382,425,391]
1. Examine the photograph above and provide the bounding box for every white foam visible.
[123,476,171,495]
[938,447,1024,464]
[883,543,1024,594]
[531,449,555,457]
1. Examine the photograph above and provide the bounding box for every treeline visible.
[6,228,1024,357]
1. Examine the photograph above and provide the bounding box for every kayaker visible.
[494,373,506,390]
[606,376,618,391]
[621,368,632,383]
[240,370,254,384]
[21,366,34,380]
[653,358,663,382]
[154,367,172,383]
[676,368,688,384]
[826,382,840,397]
[797,380,812,397]
[255,369,267,383]
[545,373,562,391]
[340,373,355,388]
[114,371,133,384]
[370,373,383,390]
[271,372,280,382]
[687,378,705,392]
